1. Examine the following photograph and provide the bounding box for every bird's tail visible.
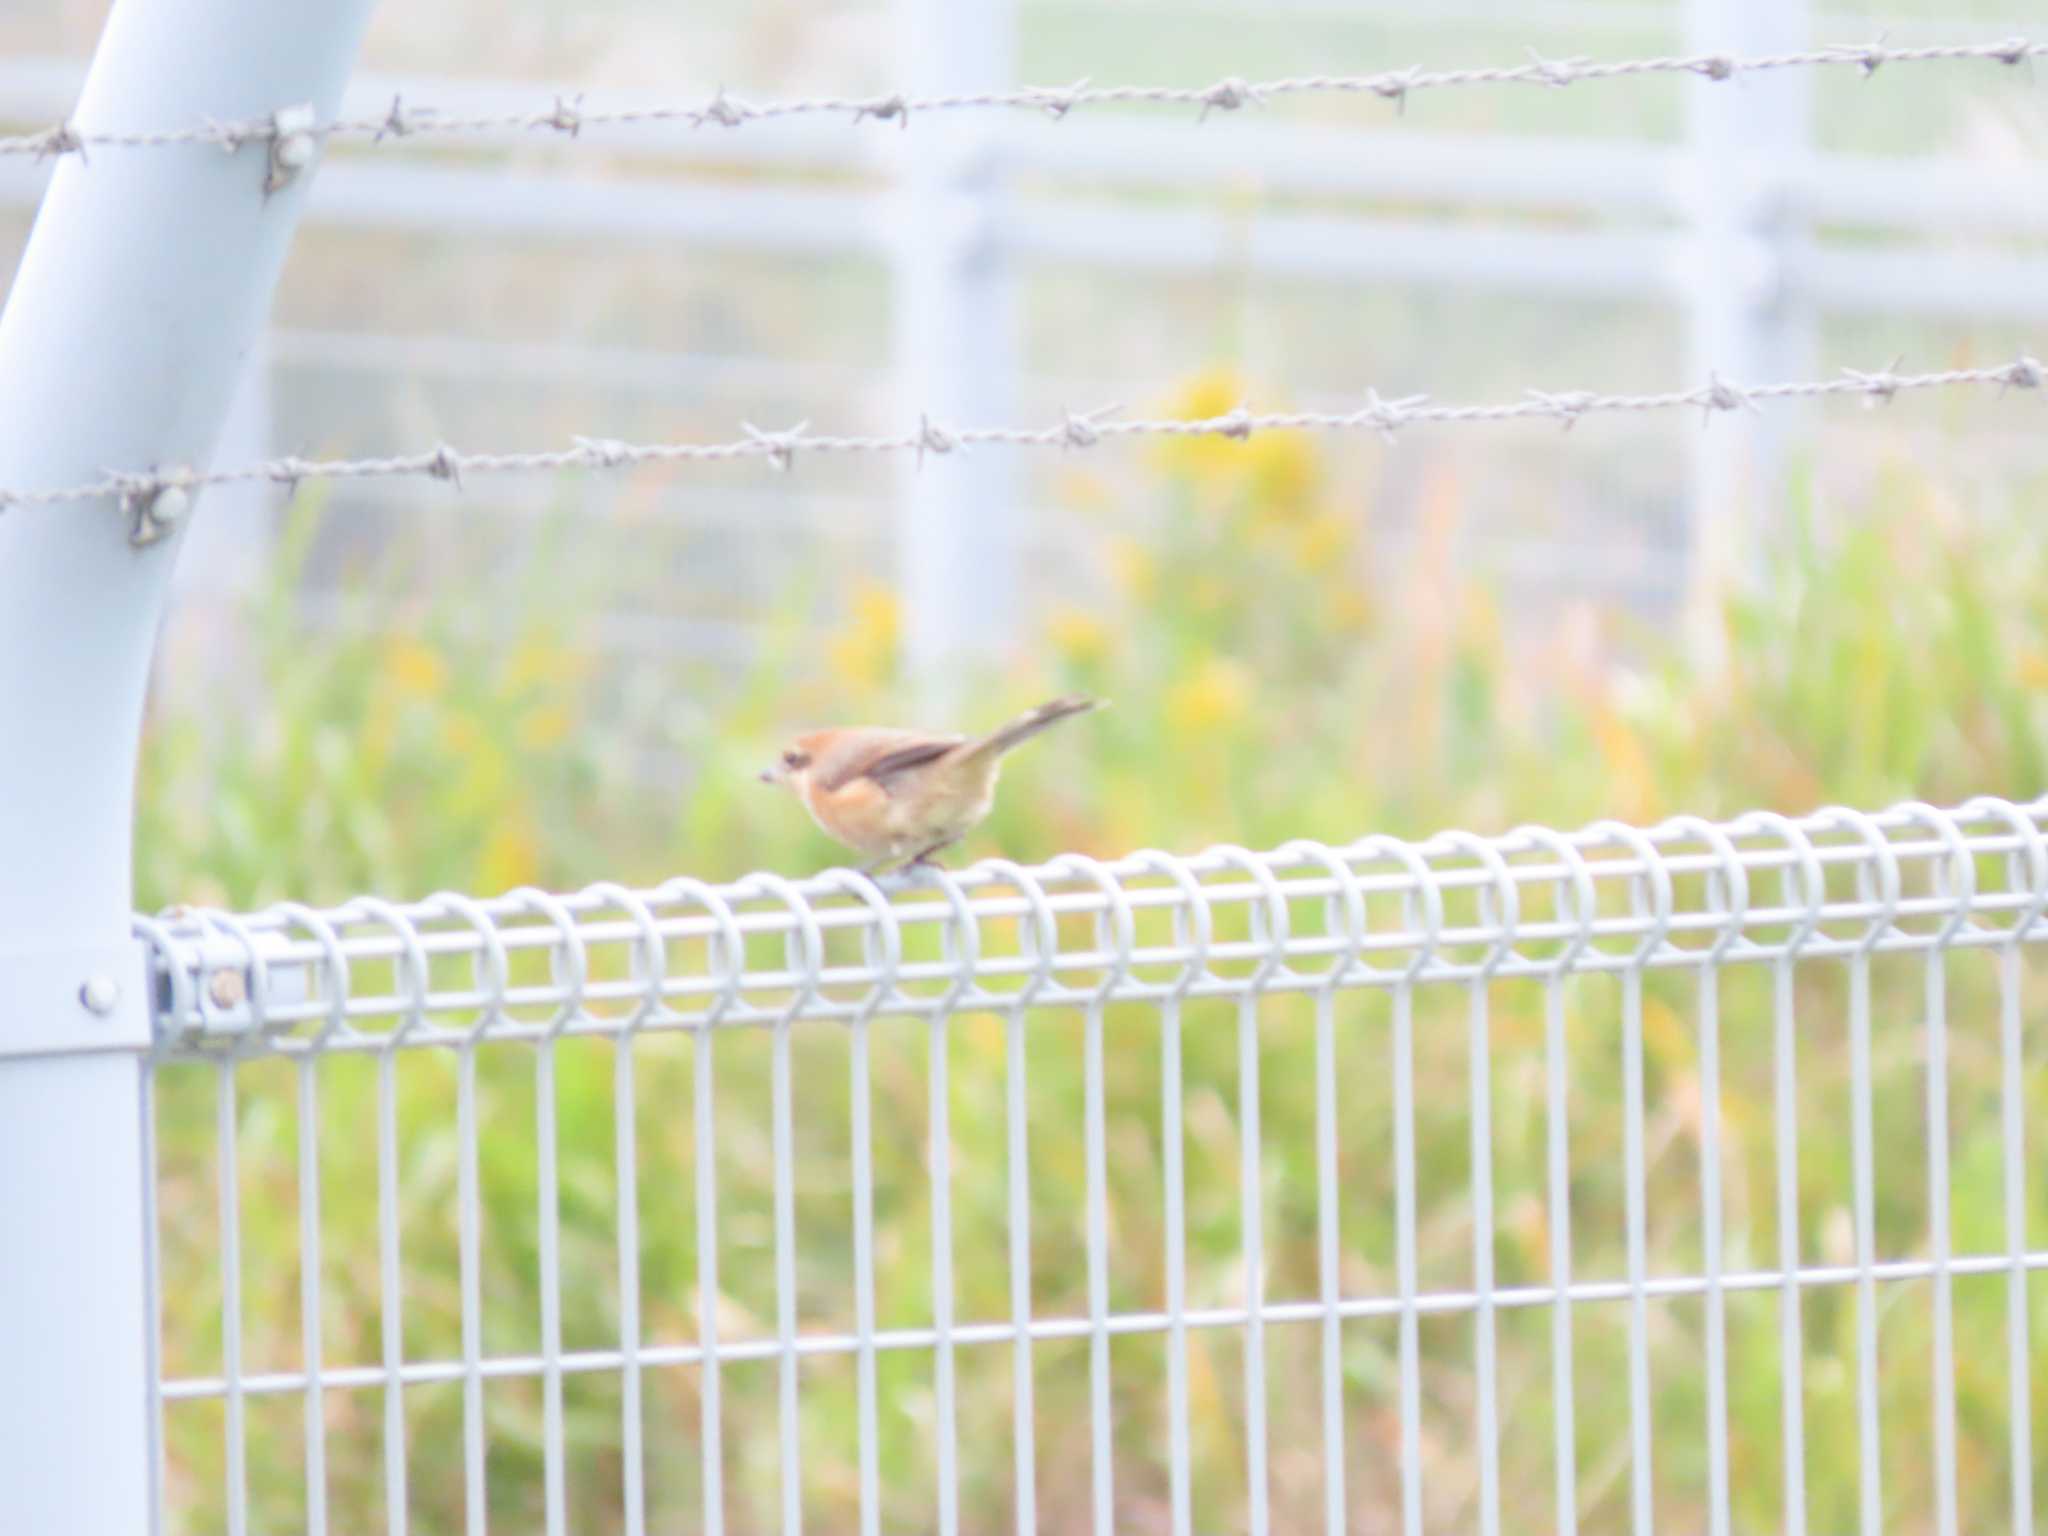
[964,695,1101,761]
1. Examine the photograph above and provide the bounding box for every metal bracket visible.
[149,925,315,1044]
[0,939,152,1058]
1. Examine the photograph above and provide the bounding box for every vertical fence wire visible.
[615,1030,646,1536]
[1469,977,1502,1536]
[535,1037,567,1536]
[849,1008,882,1536]
[1084,994,1115,1535]
[772,1014,803,1536]
[1161,988,1194,1536]
[1847,951,1882,1536]
[376,1047,408,1536]
[295,1056,328,1536]
[1620,961,1654,1536]
[694,1021,724,1536]
[1544,962,1578,1536]
[1392,978,1424,1536]
[457,1044,487,1536]
[216,1059,247,1536]
[1771,951,1807,1536]
[1238,985,1271,1536]
[1003,980,1037,1536]
[1314,983,1345,1536]
[1997,939,2033,1536]
[930,992,960,1536]
[1924,941,1959,1536]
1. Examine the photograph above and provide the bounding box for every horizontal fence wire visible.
[142,794,2048,1049]
[7,358,2044,517]
[3,35,2041,157]
[145,793,2048,1536]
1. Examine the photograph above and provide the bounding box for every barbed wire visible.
[1,35,2039,160]
[7,357,2040,525]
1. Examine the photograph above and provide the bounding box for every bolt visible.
[207,968,247,1011]
[150,483,191,528]
[79,975,120,1016]
[264,102,320,194]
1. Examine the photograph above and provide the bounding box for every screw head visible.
[151,484,191,527]
[273,131,315,172]
[206,968,248,1011]
[79,975,120,1016]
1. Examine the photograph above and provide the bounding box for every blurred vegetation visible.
[144,373,2048,1533]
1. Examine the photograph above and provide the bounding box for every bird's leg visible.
[906,837,960,870]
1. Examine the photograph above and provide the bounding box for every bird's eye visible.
[782,749,809,770]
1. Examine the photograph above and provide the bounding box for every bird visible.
[759,696,1101,873]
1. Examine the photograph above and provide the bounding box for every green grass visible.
[143,409,2048,1533]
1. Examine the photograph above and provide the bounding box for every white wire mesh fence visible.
[139,795,2048,1534]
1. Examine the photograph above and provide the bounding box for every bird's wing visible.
[814,729,965,793]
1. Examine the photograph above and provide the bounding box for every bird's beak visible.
[759,768,778,785]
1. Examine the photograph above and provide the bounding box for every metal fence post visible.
[892,0,1019,712]
[0,2,372,1530]
[1681,0,1813,663]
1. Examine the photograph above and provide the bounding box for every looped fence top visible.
[419,889,509,1040]
[1429,830,1521,979]
[506,885,589,1036]
[974,859,1062,1008]
[135,795,2048,1052]
[1812,804,1903,954]
[1652,814,1751,963]
[1500,822,1596,977]
[575,881,667,1029]
[1043,852,1137,1003]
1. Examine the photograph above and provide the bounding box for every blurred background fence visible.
[6,0,2047,715]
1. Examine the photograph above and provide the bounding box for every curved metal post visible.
[0,2,372,1530]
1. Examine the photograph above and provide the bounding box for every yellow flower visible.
[1329,587,1374,633]
[384,637,447,700]
[1109,538,1155,602]
[1152,366,1251,482]
[479,816,540,893]
[1168,366,1244,423]
[827,584,902,691]
[1289,512,1350,570]
[1245,431,1319,520]
[1166,657,1253,735]
[516,705,573,750]
[1048,608,1112,669]
[507,636,580,691]
[440,711,486,757]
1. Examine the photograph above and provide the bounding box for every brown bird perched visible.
[760,696,1101,873]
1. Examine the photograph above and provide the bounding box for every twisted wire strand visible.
[7,357,2039,515]
[1,36,2039,157]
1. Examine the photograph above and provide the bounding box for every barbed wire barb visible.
[1522,47,1591,87]
[741,419,808,471]
[1525,388,1597,431]
[1841,356,1906,409]
[1060,403,1121,448]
